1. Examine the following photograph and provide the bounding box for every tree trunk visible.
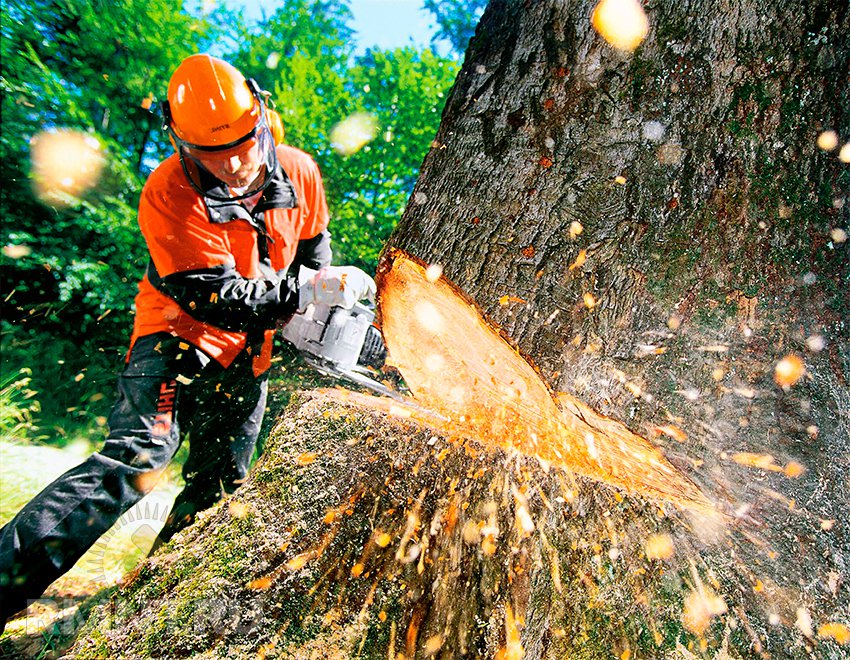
[391,0,847,384]
[60,1,848,658]
[388,0,849,656]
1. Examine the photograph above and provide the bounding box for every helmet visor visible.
[173,111,278,201]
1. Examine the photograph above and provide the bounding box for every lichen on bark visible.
[59,392,723,659]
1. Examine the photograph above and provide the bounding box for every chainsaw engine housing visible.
[281,302,393,396]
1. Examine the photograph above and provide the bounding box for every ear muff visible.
[267,108,285,145]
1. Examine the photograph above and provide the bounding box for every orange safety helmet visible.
[161,54,278,201]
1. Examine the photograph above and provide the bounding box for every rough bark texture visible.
[383,0,849,657]
[391,0,848,371]
[60,1,850,658]
[66,391,696,660]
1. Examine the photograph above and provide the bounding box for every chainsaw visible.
[281,302,402,400]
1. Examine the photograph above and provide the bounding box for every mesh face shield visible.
[163,87,279,202]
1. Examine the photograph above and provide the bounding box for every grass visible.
[0,441,88,524]
[0,367,42,444]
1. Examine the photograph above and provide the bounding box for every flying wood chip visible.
[373,249,714,514]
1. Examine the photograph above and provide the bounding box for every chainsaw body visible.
[281,302,397,398]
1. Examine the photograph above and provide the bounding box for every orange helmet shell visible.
[167,54,259,147]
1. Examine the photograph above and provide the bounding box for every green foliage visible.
[3,0,218,167]
[423,0,487,56]
[329,48,459,269]
[228,0,355,152]
[1,321,117,447]
[0,368,40,442]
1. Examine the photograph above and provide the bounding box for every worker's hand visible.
[298,265,377,310]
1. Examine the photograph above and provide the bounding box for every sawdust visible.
[375,249,715,515]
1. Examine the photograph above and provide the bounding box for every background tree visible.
[423,0,487,56]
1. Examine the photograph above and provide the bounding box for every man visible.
[0,54,375,624]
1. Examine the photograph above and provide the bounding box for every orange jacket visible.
[129,145,331,376]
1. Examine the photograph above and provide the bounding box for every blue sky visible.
[238,0,440,53]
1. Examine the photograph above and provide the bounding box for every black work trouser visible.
[0,333,267,622]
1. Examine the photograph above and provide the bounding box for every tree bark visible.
[385,0,849,656]
[391,0,847,379]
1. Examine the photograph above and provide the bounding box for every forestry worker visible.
[0,54,376,625]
